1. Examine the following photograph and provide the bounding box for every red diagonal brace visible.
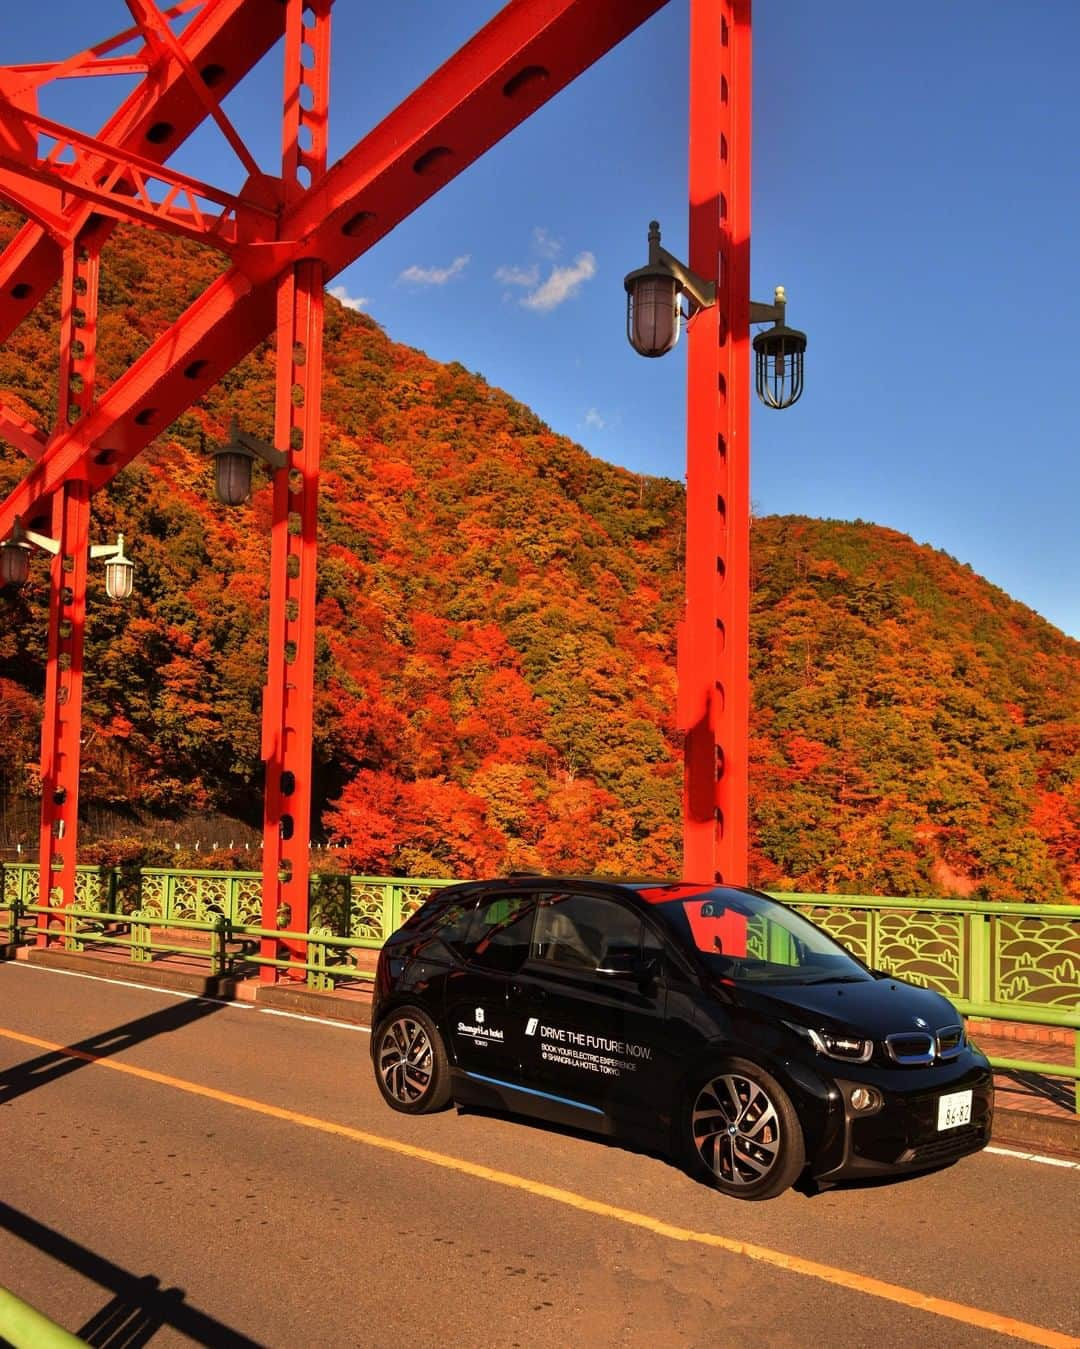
[0,0,671,545]
[0,0,287,345]
[0,108,273,250]
[0,402,45,459]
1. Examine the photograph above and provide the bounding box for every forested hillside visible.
[1,212,1076,900]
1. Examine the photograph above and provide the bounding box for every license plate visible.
[937,1089,972,1130]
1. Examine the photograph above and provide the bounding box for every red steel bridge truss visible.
[0,0,753,976]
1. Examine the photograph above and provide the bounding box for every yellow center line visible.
[2,1024,1076,1349]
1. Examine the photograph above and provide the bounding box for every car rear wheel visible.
[683,1057,805,1201]
[373,1006,451,1114]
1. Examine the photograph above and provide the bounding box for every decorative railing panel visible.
[1,863,116,912]
[140,868,261,925]
[995,913,1080,1008]
[784,896,1079,1011]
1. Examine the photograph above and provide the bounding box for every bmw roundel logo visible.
[914,1017,929,1029]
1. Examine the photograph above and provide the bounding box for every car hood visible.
[742,977,961,1039]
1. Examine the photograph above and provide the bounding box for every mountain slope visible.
[0,212,1076,899]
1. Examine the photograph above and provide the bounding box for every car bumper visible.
[811,1060,994,1182]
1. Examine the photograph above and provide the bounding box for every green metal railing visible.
[0,861,119,912]
[776,893,1079,1013]
[0,1288,84,1349]
[3,867,1076,1110]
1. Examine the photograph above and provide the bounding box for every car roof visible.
[496,874,751,906]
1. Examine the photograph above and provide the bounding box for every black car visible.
[370,877,993,1200]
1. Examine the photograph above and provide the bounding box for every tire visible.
[372,1005,452,1115]
[681,1057,805,1201]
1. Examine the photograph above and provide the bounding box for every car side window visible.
[427,899,478,959]
[532,893,643,972]
[459,892,536,974]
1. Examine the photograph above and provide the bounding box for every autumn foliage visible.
[0,211,1077,900]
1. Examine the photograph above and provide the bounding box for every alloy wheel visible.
[691,1072,782,1187]
[378,1015,434,1105]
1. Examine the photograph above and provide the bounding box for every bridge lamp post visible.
[624,211,807,886]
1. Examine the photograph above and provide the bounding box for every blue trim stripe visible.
[464,1071,605,1115]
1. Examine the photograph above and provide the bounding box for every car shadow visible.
[0,1200,263,1347]
[454,1101,680,1173]
[455,1102,963,1202]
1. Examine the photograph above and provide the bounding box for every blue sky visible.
[7,2,1080,638]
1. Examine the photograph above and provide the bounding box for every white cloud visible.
[494,263,540,288]
[327,284,369,311]
[520,252,597,312]
[584,408,606,430]
[398,254,470,285]
[532,226,561,259]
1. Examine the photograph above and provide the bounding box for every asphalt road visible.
[0,962,1077,1349]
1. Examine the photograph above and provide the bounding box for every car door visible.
[442,889,537,1089]
[510,889,672,1136]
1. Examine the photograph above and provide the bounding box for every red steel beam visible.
[679,0,752,883]
[0,0,671,543]
[0,0,287,347]
[259,0,331,978]
[37,232,101,940]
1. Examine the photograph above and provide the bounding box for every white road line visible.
[4,960,253,1004]
[2,960,370,1032]
[984,1145,1080,1170]
[259,1007,371,1032]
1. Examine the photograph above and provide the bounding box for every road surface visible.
[0,962,1077,1348]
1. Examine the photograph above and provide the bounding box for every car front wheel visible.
[683,1057,805,1201]
[373,1006,451,1114]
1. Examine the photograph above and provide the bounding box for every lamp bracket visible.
[654,242,716,312]
[749,285,788,327]
[226,418,288,471]
[10,516,59,555]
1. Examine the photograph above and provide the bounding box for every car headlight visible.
[784,1021,874,1064]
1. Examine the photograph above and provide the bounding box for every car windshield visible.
[648,887,873,986]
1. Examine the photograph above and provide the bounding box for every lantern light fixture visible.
[0,517,57,589]
[0,536,31,586]
[0,517,135,599]
[206,419,287,506]
[750,286,807,410]
[624,219,807,408]
[92,533,134,601]
[623,221,716,359]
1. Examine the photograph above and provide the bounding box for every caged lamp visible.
[625,220,807,409]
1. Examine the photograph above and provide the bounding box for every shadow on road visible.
[458,1103,952,1202]
[998,1068,1074,1111]
[0,997,225,1106]
[0,1201,263,1348]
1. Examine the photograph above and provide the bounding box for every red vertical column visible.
[37,233,101,939]
[679,0,752,885]
[260,0,331,979]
